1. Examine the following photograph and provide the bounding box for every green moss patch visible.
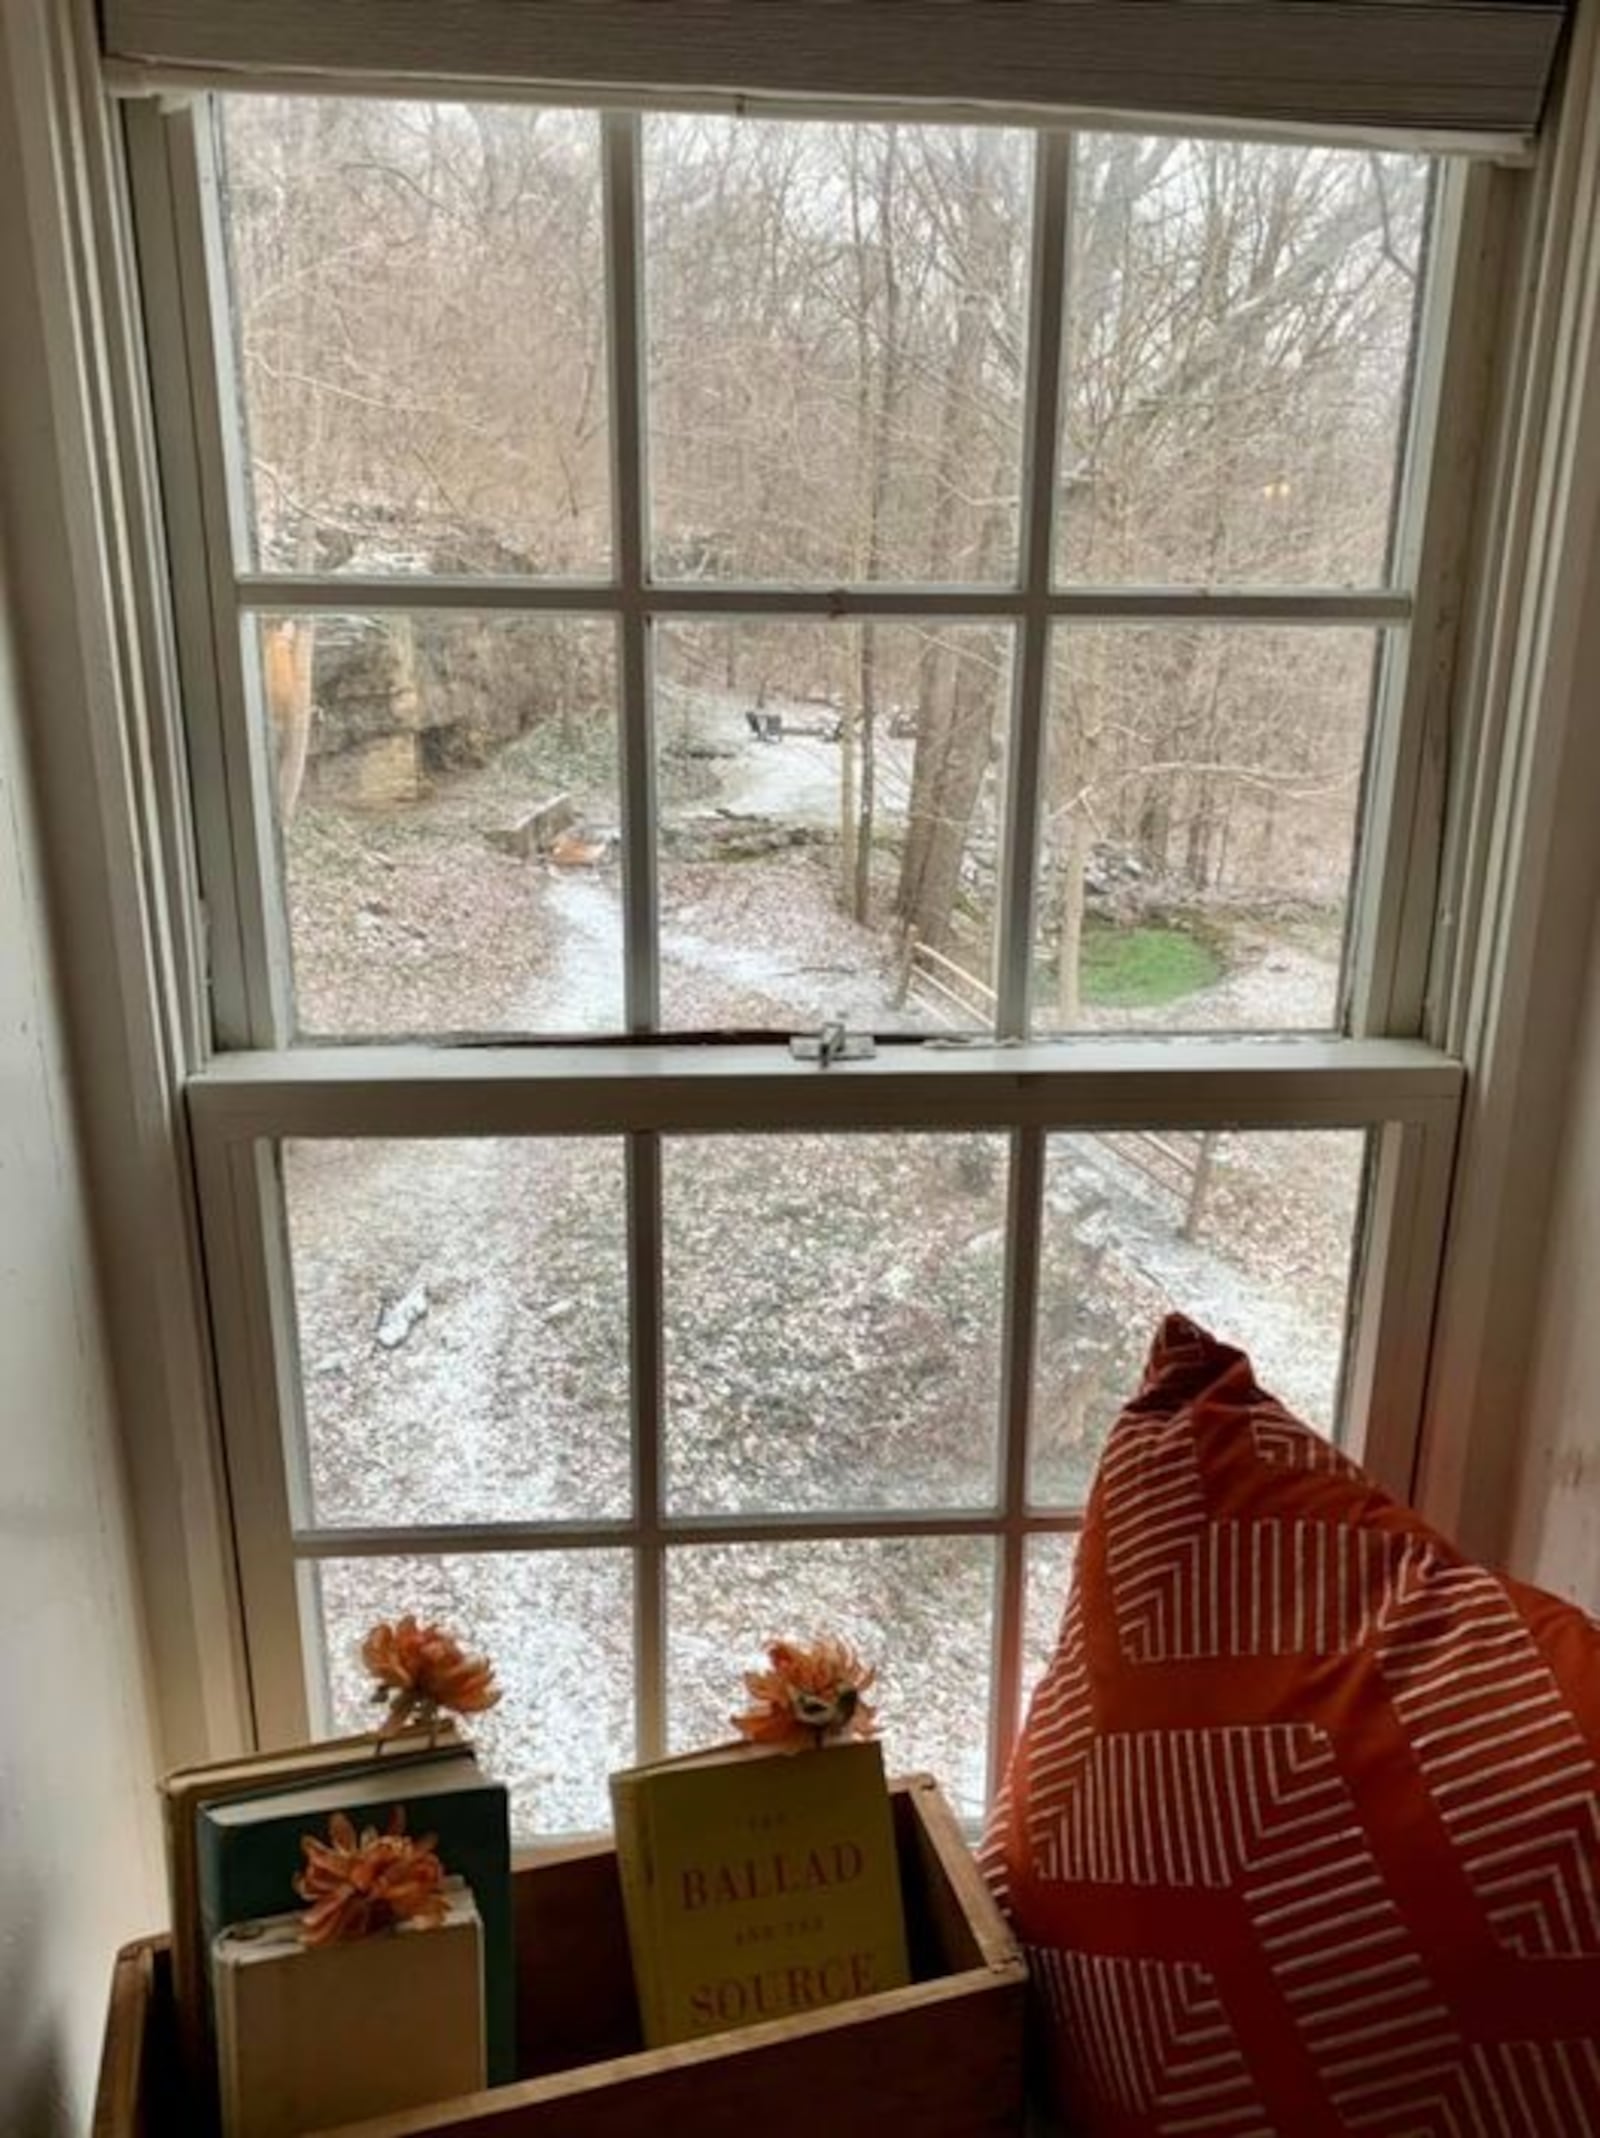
[1079,920,1223,1007]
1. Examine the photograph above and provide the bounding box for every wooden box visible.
[95,1775,1028,2138]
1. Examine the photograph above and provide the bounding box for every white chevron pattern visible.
[1251,1412,1362,1477]
[990,1359,1600,2136]
[1378,1562,1600,1958]
[1028,1948,1268,2133]
[1046,1724,1344,1888]
[1102,1413,1414,1662]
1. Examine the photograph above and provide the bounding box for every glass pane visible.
[645,117,1031,583]
[663,1134,1007,1513]
[285,1138,630,1525]
[314,1551,634,1839]
[657,622,1012,1032]
[1030,1129,1367,1505]
[253,614,621,1037]
[219,98,610,576]
[1031,626,1380,1035]
[668,1539,996,1824]
[1023,1534,1078,1701]
[1058,138,1428,586]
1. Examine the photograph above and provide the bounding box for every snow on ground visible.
[696,693,916,826]
[660,855,900,1028]
[542,870,626,1029]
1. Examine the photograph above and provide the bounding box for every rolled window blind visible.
[101,0,1568,144]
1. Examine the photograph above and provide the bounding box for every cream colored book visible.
[212,1879,485,2138]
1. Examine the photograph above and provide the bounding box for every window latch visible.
[790,1020,876,1069]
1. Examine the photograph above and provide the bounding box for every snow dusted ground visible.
[287,695,1360,1836]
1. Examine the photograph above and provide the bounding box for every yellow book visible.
[609,1738,910,2048]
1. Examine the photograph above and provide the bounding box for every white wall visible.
[1509,893,1600,1604]
[1496,310,1600,1606]
[0,0,253,1776]
[0,530,163,2131]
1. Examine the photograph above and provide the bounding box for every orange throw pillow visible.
[984,1315,1600,2135]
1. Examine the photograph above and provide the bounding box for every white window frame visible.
[121,88,1490,1806]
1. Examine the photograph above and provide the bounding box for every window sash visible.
[128,101,1481,1057]
[187,1039,1461,1797]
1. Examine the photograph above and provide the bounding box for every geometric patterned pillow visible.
[981,1315,1600,2135]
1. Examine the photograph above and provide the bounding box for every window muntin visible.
[139,90,1473,1839]
[209,97,1432,1050]
[269,1113,1376,1835]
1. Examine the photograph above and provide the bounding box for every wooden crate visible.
[95,1775,1028,2138]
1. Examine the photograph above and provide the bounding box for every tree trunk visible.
[846,128,902,923]
[900,642,996,950]
[855,624,879,922]
[1137,788,1170,874]
[839,699,859,899]
[1051,635,1109,1022]
[1054,809,1094,1028]
[895,132,1009,944]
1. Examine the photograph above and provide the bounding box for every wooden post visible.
[893,925,918,1010]
[1184,1131,1219,1241]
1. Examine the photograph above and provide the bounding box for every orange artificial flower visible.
[361,1615,501,1738]
[732,1635,879,1752]
[294,1808,449,1946]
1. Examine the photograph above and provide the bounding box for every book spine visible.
[160,1781,215,2119]
[610,1775,662,2048]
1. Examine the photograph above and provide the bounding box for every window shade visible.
[102,0,1566,146]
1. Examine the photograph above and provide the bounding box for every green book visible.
[161,1724,461,2108]
[196,1749,515,2085]
[610,1738,910,2048]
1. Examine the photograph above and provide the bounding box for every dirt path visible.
[687,691,916,826]
[542,869,625,1028]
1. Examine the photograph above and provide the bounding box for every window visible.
[130,92,1471,1836]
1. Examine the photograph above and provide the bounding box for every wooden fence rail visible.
[893,928,1218,1240]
